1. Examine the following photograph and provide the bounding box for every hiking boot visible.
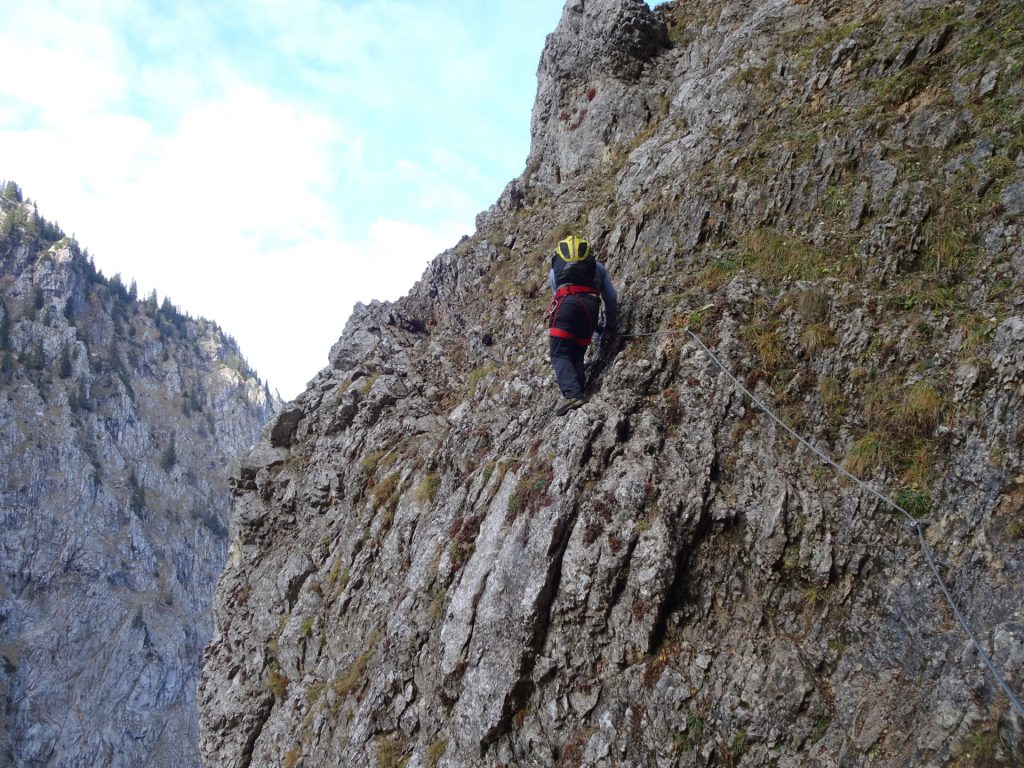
[554,397,585,416]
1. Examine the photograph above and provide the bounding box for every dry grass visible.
[845,431,899,476]
[508,468,553,521]
[465,362,498,398]
[361,450,391,478]
[865,378,944,435]
[376,735,409,768]
[920,209,980,275]
[800,323,833,358]
[899,443,935,491]
[266,666,289,700]
[819,376,844,406]
[372,472,402,511]
[449,540,475,570]
[796,286,830,322]
[426,739,448,768]
[741,228,833,281]
[959,313,996,353]
[802,585,826,606]
[848,376,945,479]
[897,381,944,432]
[332,649,374,699]
[413,473,440,506]
[752,328,787,371]
[326,561,349,592]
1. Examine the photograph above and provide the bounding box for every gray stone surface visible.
[1003,181,1024,216]
[200,0,1024,766]
[526,0,668,188]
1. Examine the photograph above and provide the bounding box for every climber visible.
[547,234,617,416]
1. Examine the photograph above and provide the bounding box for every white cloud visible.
[0,6,128,118]
[140,85,341,239]
[393,157,479,218]
[218,218,464,398]
[0,0,564,400]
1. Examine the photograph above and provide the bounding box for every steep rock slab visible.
[200,0,1024,765]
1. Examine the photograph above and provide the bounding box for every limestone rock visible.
[527,0,669,187]
[199,1,1024,766]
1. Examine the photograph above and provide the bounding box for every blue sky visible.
[0,0,573,398]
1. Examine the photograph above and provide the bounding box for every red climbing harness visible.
[548,285,599,346]
[553,285,599,300]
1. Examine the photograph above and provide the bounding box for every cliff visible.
[0,186,277,767]
[200,0,1024,765]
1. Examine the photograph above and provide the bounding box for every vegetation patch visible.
[741,229,836,282]
[507,467,554,521]
[554,727,598,768]
[326,561,349,593]
[917,207,981,277]
[742,323,790,375]
[332,648,375,700]
[844,431,900,476]
[266,664,289,700]
[361,450,394,479]
[376,735,409,768]
[672,710,709,754]
[414,473,441,506]
[307,680,326,702]
[448,513,483,571]
[701,230,839,290]
[799,323,834,358]
[895,381,944,433]
[465,362,498,398]
[810,713,831,744]
[372,471,402,512]
[662,385,683,425]
[425,738,448,768]
[283,747,302,768]
[643,641,680,689]
[796,285,831,323]
[819,376,844,407]
[949,696,1017,767]
[959,313,997,354]
[894,487,931,518]
[429,588,446,621]
[1006,519,1023,540]
[719,729,747,767]
[698,254,745,289]
[844,375,946,481]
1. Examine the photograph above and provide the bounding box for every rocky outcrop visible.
[200,0,1024,766]
[0,189,277,768]
[527,0,669,187]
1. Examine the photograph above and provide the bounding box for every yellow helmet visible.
[556,235,590,263]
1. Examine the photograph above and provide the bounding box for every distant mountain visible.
[0,182,278,767]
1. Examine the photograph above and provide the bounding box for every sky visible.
[0,0,575,399]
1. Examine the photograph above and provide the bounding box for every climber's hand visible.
[596,329,615,358]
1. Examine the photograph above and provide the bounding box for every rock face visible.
[200,0,1024,766]
[527,0,669,187]
[0,188,277,767]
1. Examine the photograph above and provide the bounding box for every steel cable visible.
[612,323,1023,718]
